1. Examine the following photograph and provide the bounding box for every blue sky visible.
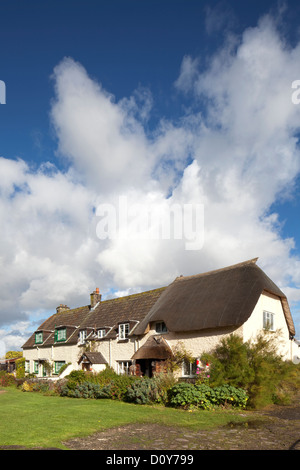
[1,0,300,353]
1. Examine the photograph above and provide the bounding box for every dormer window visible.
[35,331,43,344]
[97,329,106,338]
[155,321,168,333]
[79,330,87,344]
[118,323,129,340]
[55,327,66,342]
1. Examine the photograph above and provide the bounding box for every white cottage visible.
[22,258,297,379]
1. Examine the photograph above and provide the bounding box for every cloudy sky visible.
[1,0,300,353]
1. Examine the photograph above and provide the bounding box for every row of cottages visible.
[22,258,298,379]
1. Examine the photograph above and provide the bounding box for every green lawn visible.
[0,387,250,449]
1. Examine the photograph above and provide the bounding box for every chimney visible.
[56,304,70,314]
[90,288,101,308]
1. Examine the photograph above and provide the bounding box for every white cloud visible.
[174,55,200,94]
[2,9,300,352]
[91,13,300,311]
[50,57,154,194]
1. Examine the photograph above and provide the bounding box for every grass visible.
[0,387,250,449]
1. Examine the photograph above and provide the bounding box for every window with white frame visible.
[118,360,132,375]
[263,311,275,331]
[79,329,87,343]
[25,360,30,373]
[182,358,197,377]
[118,323,129,340]
[97,329,106,338]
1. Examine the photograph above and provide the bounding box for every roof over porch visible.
[132,335,173,360]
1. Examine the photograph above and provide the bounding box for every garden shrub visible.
[126,377,156,404]
[151,372,177,404]
[60,372,140,400]
[66,370,87,384]
[62,370,89,395]
[60,381,102,399]
[96,384,112,399]
[125,374,176,405]
[167,382,248,409]
[272,363,300,405]
[168,382,209,409]
[93,366,120,386]
[21,381,33,392]
[194,383,217,409]
[15,357,25,378]
[0,371,16,387]
[32,381,51,393]
[201,332,298,408]
[21,379,54,394]
[212,384,248,408]
[109,375,139,400]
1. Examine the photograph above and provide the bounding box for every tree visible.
[5,351,22,359]
[201,332,295,408]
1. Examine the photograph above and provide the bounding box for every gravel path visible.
[64,400,300,451]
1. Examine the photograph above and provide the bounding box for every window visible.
[55,328,66,342]
[35,331,43,344]
[97,329,106,338]
[34,360,39,374]
[118,361,132,375]
[155,321,168,333]
[25,360,30,373]
[263,311,275,331]
[182,358,197,377]
[79,330,87,343]
[118,323,129,340]
[54,361,65,375]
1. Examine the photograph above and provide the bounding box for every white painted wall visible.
[242,291,292,360]
[23,343,80,377]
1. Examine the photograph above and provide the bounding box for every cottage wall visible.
[144,324,242,355]
[95,337,140,373]
[242,291,292,360]
[23,343,80,377]
[92,324,243,376]
[138,324,244,378]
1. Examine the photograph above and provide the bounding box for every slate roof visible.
[22,305,91,348]
[78,352,107,365]
[22,287,166,349]
[87,287,166,340]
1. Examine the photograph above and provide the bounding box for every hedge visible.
[167,382,248,409]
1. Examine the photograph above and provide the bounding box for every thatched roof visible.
[131,335,173,360]
[133,258,295,337]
